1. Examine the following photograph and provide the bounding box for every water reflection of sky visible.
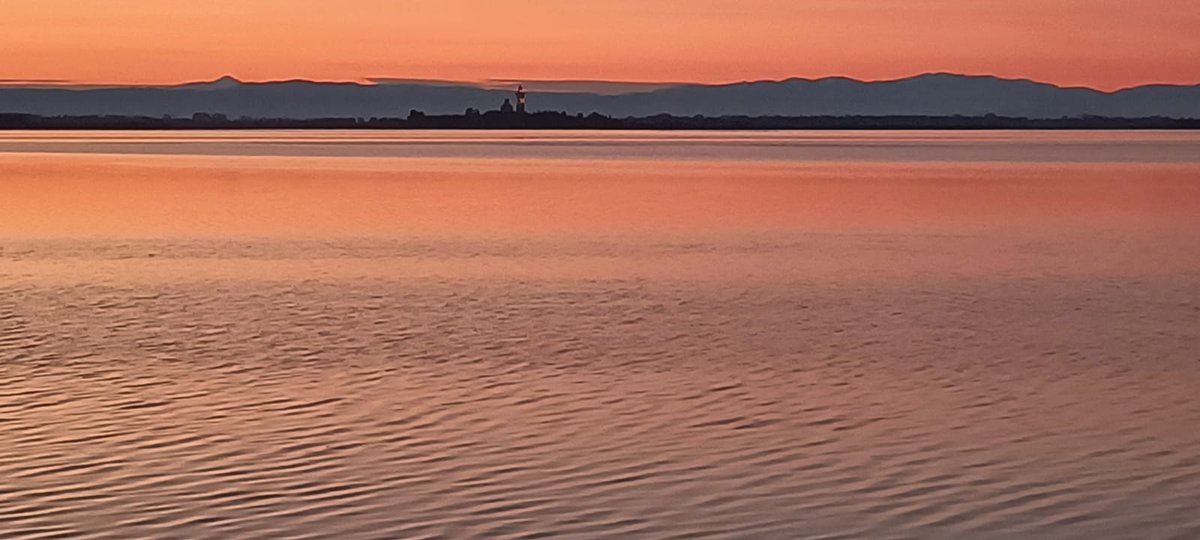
[1,130,1199,162]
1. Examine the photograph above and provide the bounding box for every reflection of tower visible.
[516,85,527,114]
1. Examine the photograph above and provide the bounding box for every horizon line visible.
[2,72,1199,94]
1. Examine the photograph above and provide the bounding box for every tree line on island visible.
[1,110,1198,130]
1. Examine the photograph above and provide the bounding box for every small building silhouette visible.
[500,98,514,114]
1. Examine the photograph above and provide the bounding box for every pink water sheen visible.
[2,131,1200,539]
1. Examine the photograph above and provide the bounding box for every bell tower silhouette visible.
[515,85,527,114]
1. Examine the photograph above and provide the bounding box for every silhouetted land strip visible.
[2,112,1198,130]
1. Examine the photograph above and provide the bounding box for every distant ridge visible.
[176,75,244,91]
[1,73,1197,119]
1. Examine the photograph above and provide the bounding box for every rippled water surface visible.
[3,131,1200,539]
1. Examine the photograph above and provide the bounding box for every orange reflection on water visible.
[2,152,1198,240]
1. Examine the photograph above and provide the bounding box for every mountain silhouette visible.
[0,74,1196,119]
[176,75,244,91]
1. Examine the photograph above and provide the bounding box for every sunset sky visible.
[3,0,1198,91]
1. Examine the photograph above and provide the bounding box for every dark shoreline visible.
[2,112,1199,130]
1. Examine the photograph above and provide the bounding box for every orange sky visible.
[2,0,1198,91]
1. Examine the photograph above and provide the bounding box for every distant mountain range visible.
[1,74,1197,119]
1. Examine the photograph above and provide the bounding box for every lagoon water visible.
[2,131,1200,539]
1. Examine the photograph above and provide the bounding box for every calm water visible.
[2,131,1200,539]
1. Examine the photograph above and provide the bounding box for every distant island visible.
[2,73,1200,123]
[3,77,1199,130]
[1,111,1198,130]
